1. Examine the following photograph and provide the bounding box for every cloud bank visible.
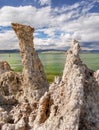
[0,0,99,50]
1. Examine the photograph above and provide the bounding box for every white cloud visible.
[0,0,99,50]
[39,0,51,6]
[0,30,19,50]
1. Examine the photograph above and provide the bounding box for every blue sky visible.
[0,0,99,50]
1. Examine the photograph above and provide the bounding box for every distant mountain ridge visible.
[81,50,99,53]
[0,49,66,53]
[0,49,19,53]
[0,49,99,53]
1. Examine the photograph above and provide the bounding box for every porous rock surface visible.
[0,61,12,75]
[11,23,49,101]
[0,23,99,130]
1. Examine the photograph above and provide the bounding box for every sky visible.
[0,0,99,50]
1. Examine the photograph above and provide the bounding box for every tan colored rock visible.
[0,71,23,111]
[0,61,12,75]
[0,23,99,130]
[2,124,15,130]
[0,108,8,123]
[11,23,49,100]
[15,117,26,130]
[32,40,99,130]
[0,71,22,97]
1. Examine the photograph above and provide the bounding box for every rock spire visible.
[12,23,49,100]
[0,23,99,130]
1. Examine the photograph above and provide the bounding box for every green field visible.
[0,52,99,82]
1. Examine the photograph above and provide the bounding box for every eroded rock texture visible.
[0,23,99,130]
[0,61,12,75]
[12,23,49,100]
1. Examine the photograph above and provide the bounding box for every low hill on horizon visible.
[0,49,99,53]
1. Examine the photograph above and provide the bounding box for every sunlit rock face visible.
[33,40,99,130]
[12,23,49,100]
[0,23,99,130]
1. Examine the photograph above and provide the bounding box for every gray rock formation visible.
[0,23,99,130]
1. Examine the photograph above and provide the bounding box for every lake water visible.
[0,52,99,82]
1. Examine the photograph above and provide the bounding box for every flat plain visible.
[0,52,99,82]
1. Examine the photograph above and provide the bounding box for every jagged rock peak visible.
[62,39,81,81]
[11,23,34,35]
[0,23,99,130]
[71,39,80,55]
[33,40,99,130]
[12,23,49,100]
